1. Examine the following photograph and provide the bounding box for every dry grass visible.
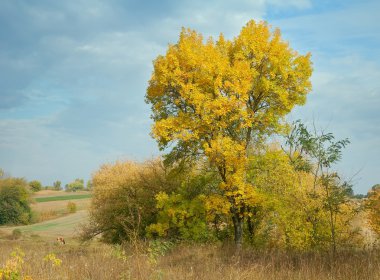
[160,245,380,280]
[0,240,379,280]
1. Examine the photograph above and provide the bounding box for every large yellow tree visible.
[146,20,312,246]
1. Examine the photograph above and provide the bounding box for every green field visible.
[0,210,88,239]
[35,194,92,202]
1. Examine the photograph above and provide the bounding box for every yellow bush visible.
[0,248,32,280]
[43,253,62,267]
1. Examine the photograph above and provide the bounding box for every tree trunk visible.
[329,207,337,256]
[247,215,254,240]
[232,213,244,249]
[247,206,259,241]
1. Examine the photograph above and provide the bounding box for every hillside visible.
[0,210,88,241]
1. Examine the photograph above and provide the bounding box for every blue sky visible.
[0,0,378,194]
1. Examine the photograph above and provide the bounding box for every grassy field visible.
[35,194,92,203]
[27,190,92,223]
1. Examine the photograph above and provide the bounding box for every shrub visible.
[11,229,22,240]
[67,202,77,213]
[0,177,32,225]
[81,159,180,243]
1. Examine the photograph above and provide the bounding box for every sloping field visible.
[0,210,88,240]
[30,190,92,223]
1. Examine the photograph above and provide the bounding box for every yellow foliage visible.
[43,253,62,267]
[205,194,230,221]
[148,191,211,241]
[0,248,32,280]
[246,148,359,250]
[248,148,297,194]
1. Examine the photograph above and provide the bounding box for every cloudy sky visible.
[0,0,379,194]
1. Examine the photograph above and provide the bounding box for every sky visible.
[0,0,379,194]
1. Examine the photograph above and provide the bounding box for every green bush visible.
[0,177,32,225]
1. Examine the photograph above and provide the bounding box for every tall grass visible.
[0,240,379,280]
